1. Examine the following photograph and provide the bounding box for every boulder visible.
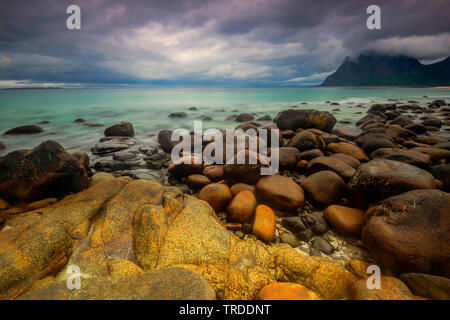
[348,159,436,205]
[0,140,89,202]
[409,147,450,164]
[3,125,43,135]
[298,149,323,161]
[91,137,136,155]
[167,155,203,177]
[332,128,359,141]
[404,123,427,134]
[301,171,345,207]
[235,113,254,122]
[400,273,450,300]
[158,130,178,153]
[223,150,270,184]
[186,174,211,188]
[168,112,187,118]
[274,109,337,132]
[362,189,450,277]
[104,121,135,137]
[350,276,413,300]
[256,175,305,210]
[202,165,224,182]
[306,156,356,181]
[20,267,216,300]
[327,142,369,162]
[370,148,431,169]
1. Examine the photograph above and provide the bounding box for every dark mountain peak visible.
[321,53,450,86]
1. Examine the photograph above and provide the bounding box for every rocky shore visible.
[1,99,449,300]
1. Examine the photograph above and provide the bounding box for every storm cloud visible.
[0,0,449,87]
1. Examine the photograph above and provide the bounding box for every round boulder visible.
[301,171,345,207]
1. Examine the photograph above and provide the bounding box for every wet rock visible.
[301,171,345,207]
[0,141,4,151]
[167,155,203,177]
[227,190,257,223]
[202,165,224,182]
[298,149,323,161]
[252,205,276,242]
[360,135,397,155]
[325,205,364,237]
[389,115,414,127]
[421,117,442,128]
[281,217,308,234]
[433,142,450,150]
[230,183,254,197]
[274,109,337,132]
[307,156,356,181]
[409,147,450,163]
[430,164,450,190]
[223,150,270,184]
[278,147,301,169]
[71,151,90,169]
[404,123,427,134]
[91,137,136,155]
[74,118,86,123]
[332,128,359,141]
[287,131,323,152]
[256,175,305,210]
[3,125,43,135]
[280,232,300,247]
[349,159,436,205]
[104,121,135,137]
[416,136,444,145]
[198,183,233,212]
[158,130,179,153]
[327,142,369,162]
[370,148,431,169]
[186,174,211,188]
[168,112,187,118]
[312,237,333,254]
[362,189,450,277]
[258,282,319,300]
[257,115,272,121]
[235,113,254,122]
[400,273,450,300]
[303,212,328,235]
[329,153,360,168]
[0,140,88,202]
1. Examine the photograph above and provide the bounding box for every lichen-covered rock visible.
[258,282,319,300]
[350,276,413,300]
[20,267,216,300]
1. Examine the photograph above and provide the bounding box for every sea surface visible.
[1,87,449,156]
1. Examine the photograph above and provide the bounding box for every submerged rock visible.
[3,125,43,135]
[274,109,337,132]
[91,136,136,155]
[104,121,135,137]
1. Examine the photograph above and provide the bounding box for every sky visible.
[0,0,449,88]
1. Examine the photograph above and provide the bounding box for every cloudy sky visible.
[0,0,449,87]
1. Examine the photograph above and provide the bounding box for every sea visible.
[1,87,449,156]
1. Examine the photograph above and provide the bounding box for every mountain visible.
[321,53,450,86]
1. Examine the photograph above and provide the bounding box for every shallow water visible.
[1,87,449,156]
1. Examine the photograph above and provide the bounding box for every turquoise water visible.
[1,87,449,156]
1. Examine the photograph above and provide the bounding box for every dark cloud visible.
[0,0,448,87]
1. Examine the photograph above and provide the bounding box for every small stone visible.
[312,237,333,254]
[198,183,233,212]
[252,205,276,242]
[230,183,255,196]
[186,174,211,188]
[226,190,257,223]
[280,232,300,247]
[325,205,364,236]
[202,165,224,182]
